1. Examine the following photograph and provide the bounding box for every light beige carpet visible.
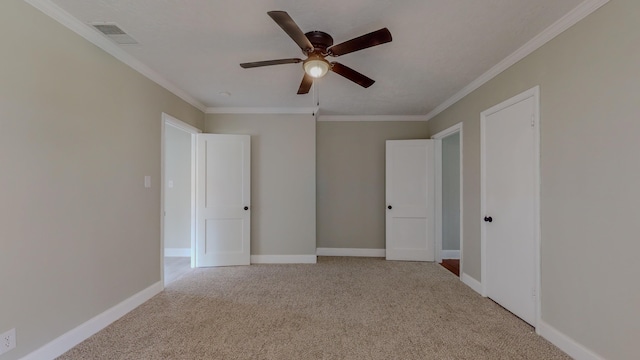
[58,257,569,359]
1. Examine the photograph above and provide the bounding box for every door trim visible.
[161,113,201,284]
[432,123,463,277]
[480,86,540,329]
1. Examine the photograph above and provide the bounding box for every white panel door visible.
[196,134,250,267]
[386,140,435,261]
[482,88,539,325]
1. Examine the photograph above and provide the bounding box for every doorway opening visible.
[432,123,463,277]
[161,113,200,286]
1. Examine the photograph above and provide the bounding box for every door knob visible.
[244,206,249,211]
[388,205,392,210]
[484,216,493,223]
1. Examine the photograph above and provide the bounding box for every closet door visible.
[386,140,435,261]
[481,88,539,326]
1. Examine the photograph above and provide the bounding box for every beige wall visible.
[0,1,204,359]
[316,121,428,249]
[164,125,192,249]
[427,0,639,358]
[205,114,316,256]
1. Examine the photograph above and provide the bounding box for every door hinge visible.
[531,114,535,127]
[532,287,536,298]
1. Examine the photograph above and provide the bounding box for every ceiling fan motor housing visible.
[304,31,334,55]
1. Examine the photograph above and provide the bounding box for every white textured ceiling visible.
[50,0,583,115]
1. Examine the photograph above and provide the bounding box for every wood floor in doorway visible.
[440,259,460,277]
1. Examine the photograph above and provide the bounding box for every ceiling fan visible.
[240,11,392,94]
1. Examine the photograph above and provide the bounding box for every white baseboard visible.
[22,281,163,360]
[461,273,483,295]
[250,255,317,264]
[316,248,386,257]
[441,250,460,259]
[164,248,190,257]
[457,277,605,360]
[537,320,605,360]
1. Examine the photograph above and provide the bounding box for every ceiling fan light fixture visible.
[304,57,330,78]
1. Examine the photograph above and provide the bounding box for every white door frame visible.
[480,86,541,329]
[432,123,463,274]
[160,113,201,284]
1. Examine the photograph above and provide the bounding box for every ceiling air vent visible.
[92,23,138,45]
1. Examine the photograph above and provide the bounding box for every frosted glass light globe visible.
[304,58,329,78]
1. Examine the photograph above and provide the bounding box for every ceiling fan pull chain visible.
[313,80,318,107]
[312,81,316,116]
[316,80,322,117]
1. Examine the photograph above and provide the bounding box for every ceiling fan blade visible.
[328,28,392,57]
[267,11,314,52]
[330,62,375,88]
[297,73,313,94]
[240,58,302,68]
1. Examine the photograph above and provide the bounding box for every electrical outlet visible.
[0,328,16,355]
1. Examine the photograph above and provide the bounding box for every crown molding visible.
[318,115,428,122]
[205,111,427,121]
[206,107,319,115]
[24,0,207,113]
[425,0,609,121]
